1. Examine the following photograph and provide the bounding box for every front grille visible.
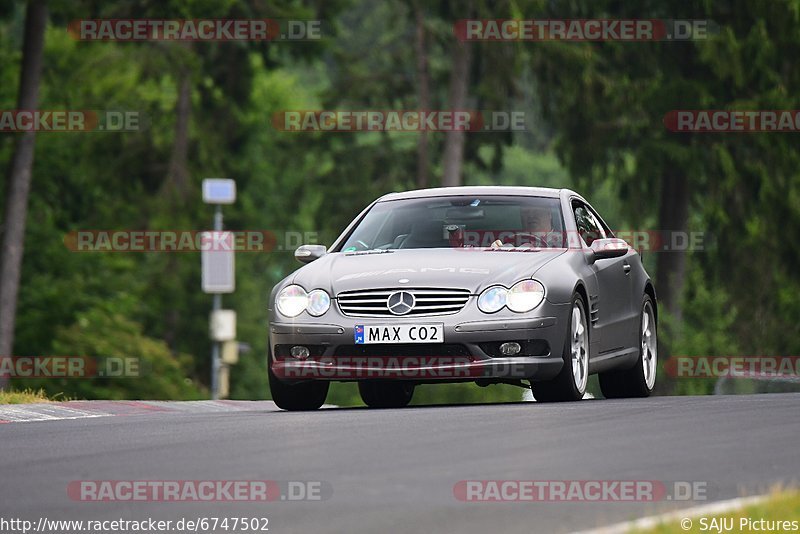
[337,287,471,317]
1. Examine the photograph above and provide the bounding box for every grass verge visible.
[634,489,800,533]
[0,388,70,404]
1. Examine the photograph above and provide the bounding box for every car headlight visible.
[478,286,507,313]
[307,289,331,316]
[507,280,546,312]
[276,285,309,317]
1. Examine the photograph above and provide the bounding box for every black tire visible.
[599,294,657,399]
[532,293,589,402]
[358,381,415,408]
[268,350,329,411]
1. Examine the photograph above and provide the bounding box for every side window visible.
[572,200,605,246]
[589,207,614,238]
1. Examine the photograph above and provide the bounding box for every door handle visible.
[623,262,631,275]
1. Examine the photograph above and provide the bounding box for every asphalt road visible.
[1,393,798,534]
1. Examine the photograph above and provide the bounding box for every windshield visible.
[339,195,565,251]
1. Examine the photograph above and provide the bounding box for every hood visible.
[289,248,566,295]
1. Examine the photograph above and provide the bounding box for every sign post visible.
[201,178,236,400]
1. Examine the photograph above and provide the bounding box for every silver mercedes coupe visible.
[268,186,657,410]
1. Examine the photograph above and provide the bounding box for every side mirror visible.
[295,244,327,264]
[588,238,629,263]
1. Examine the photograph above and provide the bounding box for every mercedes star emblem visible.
[387,291,415,315]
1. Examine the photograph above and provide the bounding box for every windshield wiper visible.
[344,249,395,256]
[484,246,541,252]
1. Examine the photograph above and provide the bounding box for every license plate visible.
[354,324,444,344]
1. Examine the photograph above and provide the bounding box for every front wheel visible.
[599,295,657,398]
[532,294,589,402]
[358,381,415,408]
[268,351,329,411]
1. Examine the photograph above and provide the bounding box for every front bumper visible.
[269,300,570,383]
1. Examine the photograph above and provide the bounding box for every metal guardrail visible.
[714,371,800,395]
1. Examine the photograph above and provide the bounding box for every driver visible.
[491,206,557,249]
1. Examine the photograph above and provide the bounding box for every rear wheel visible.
[358,381,415,408]
[268,350,329,411]
[532,294,589,402]
[599,295,657,398]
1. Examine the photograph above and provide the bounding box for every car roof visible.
[377,186,566,201]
